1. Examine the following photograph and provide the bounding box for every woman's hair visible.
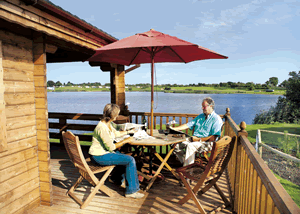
[102,103,120,122]
[203,97,215,110]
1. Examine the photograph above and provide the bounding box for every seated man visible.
[171,97,223,166]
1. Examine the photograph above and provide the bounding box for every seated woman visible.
[89,103,144,199]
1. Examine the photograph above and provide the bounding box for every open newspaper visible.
[168,127,191,138]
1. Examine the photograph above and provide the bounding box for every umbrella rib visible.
[168,47,187,63]
[129,48,143,65]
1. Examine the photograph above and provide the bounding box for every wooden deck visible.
[28,145,233,214]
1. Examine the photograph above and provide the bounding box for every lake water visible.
[48,92,281,125]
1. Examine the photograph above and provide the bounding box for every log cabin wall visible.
[0,0,118,212]
[0,30,41,213]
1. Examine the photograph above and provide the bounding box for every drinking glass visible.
[164,129,169,141]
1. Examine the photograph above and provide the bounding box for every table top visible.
[129,129,186,146]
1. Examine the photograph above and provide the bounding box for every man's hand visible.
[172,124,189,131]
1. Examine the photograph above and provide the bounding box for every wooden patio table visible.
[128,129,186,191]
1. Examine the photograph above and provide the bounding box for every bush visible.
[253,71,300,124]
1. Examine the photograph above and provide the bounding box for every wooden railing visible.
[49,111,204,154]
[48,110,300,213]
[224,110,299,214]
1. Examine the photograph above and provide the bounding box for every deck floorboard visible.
[28,146,233,213]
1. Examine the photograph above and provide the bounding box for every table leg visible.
[144,145,179,191]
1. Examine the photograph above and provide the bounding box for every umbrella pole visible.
[150,56,154,136]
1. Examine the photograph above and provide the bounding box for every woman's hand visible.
[114,137,133,149]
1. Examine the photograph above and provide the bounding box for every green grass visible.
[245,123,300,151]
[274,173,300,208]
[48,85,285,95]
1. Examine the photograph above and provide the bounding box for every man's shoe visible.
[125,192,145,199]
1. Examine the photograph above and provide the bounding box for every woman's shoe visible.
[125,192,145,199]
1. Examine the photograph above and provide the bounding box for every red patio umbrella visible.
[87,29,228,135]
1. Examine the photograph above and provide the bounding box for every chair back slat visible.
[62,131,86,169]
[207,136,233,177]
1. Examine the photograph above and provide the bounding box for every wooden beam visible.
[33,33,53,206]
[125,64,140,74]
[45,43,57,54]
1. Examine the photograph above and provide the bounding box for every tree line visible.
[253,71,300,124]
[47,77,284,90]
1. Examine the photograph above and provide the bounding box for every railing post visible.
[224,108,230,136]
[256,129,262,157]
[233,121,248,212]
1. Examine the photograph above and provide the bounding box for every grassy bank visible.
[246,123,300,150]
[48,85,285,95]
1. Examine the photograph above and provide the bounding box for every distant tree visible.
[55,81,62,87]
[66,81,73,86]
[268,77,279,86]
[164,86,171,90]
[47,80,55,87]
[279,80,288,88]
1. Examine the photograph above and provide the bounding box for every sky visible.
[47,0,300,85]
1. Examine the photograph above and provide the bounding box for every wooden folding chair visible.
[176,136,235,214]
[62,131,115,209]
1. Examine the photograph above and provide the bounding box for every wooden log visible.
[0,29,33,49]
[3,67,34,81]
[35,97,47,109]
[14,196,40,214]
[4,92,35,105]
[40,181,52,193]
[2,41,33,61]
[6,115,36,130]
[36,119,48,130]
[0,167,39,195]
[0,187,40,214]
[38,140,49,152]
[5,104,35,118]
[34,75,47,87]
[6,125,36,143]
[4,80,34,93]
[35,86,47,98]
[37,130,49,141]
[2,58,34,71]
[0,136,37,158]
[38,150,50,162]
[36,108,48,120]
[0,177,39,210]
[39,161,51,172]
[34,64,46,75]
[0,157,38,182]
[0,147,37,170]
[39,171,51,183]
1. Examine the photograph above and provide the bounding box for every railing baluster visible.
[160,116,163,130]
[185,116,188,134]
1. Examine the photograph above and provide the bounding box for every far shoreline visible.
[47,89,284,96]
